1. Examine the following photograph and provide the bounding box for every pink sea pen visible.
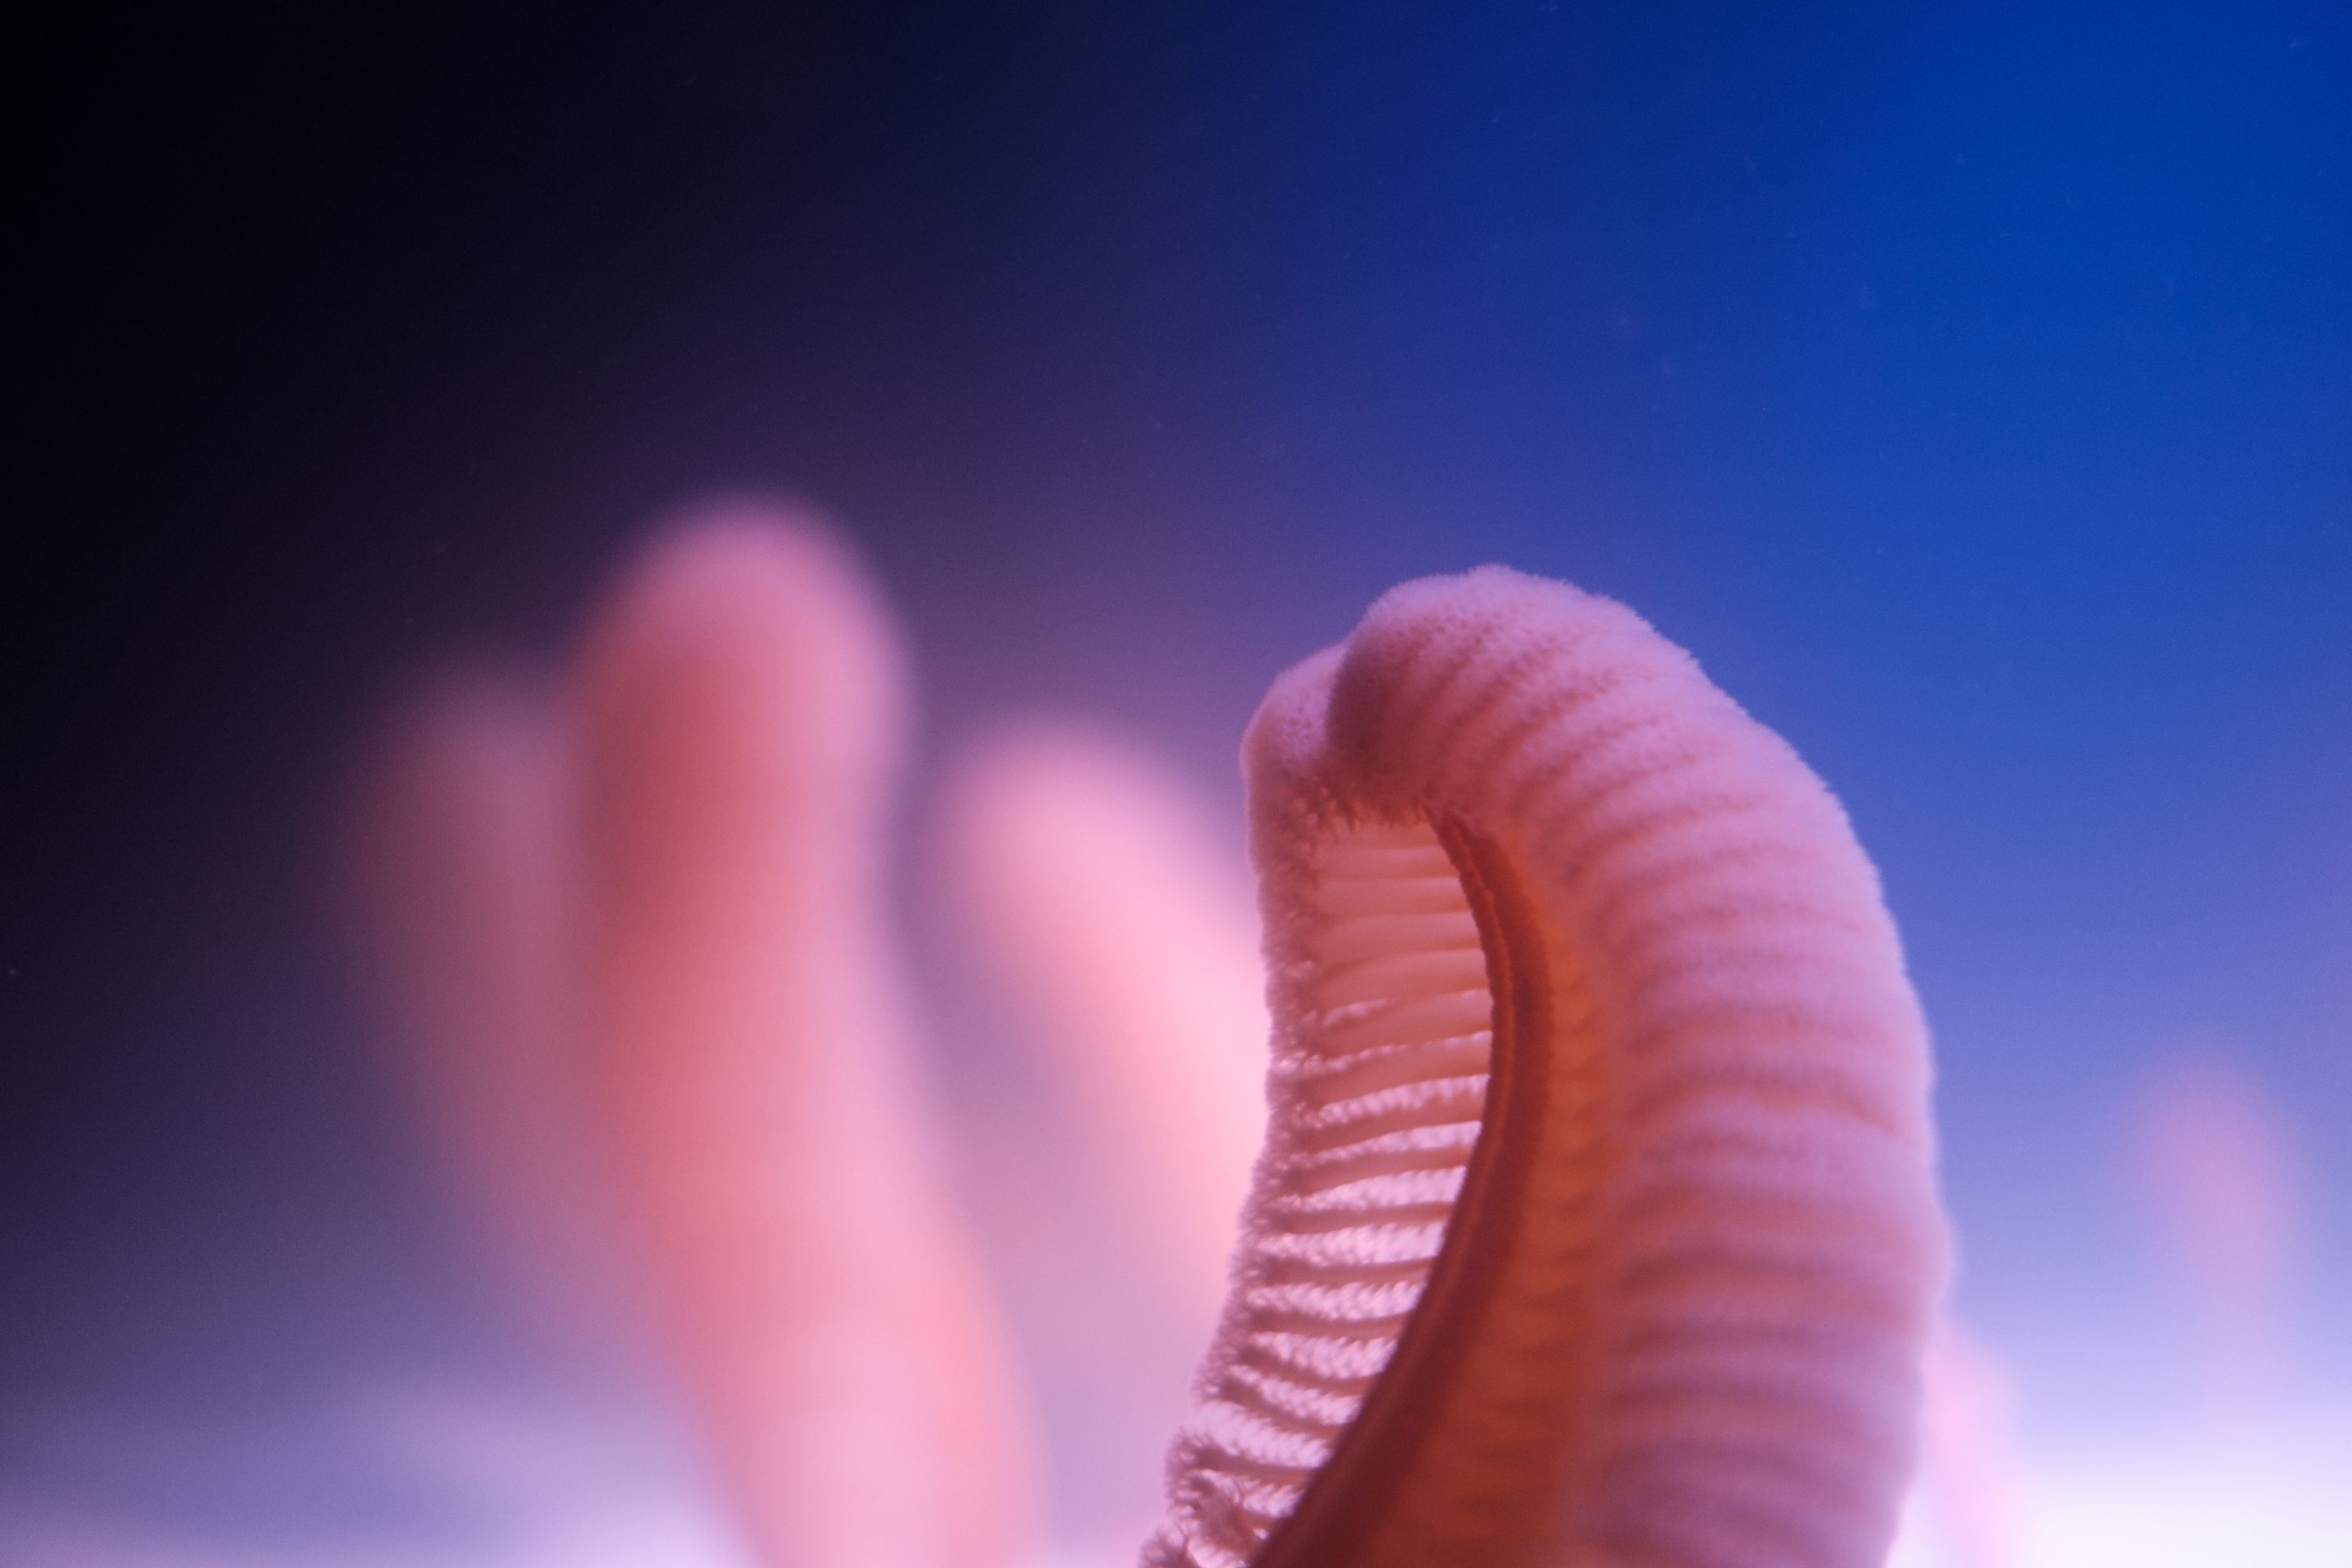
[941,724,1269,1329]
[341,674,630,1352]
[2130,1053,2303,1424]
[1916,1318,2028,1568]
[572,506,1041,1568]
[1147,568,1952,1568]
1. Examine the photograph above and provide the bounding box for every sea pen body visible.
[343,676,625,1349]
[942,725,1269,1326]
[1149,568,1951,1568]
[576,506,1039,1568]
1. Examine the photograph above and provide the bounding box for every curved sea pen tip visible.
[1153,567,1951,1568]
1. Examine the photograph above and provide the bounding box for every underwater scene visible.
[10,5,2348,1565]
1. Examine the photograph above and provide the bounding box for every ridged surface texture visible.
[1145,566,1951,1568]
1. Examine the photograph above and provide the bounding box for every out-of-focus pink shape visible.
[341,673,633,1353]
[2129,1052,2303,1423]
[938,724,1267,1327]
[936,724,1272,1561]
[574,503,1042,1568]
[1918,1318,2029,1568]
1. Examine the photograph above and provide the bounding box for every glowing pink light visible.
[2129,1052,2304,1425]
